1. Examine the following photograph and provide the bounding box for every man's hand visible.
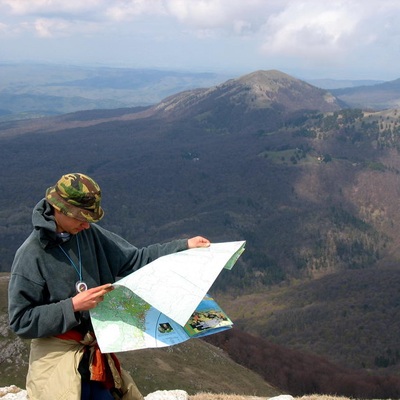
[72,283,114,312]
[188,236,210,249]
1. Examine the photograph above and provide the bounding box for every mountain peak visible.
[236,69,298,85]
[153,69,342,133]
[223,69,337,109]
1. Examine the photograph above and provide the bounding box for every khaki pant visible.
[27,337,143,400]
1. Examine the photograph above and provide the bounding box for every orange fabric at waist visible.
[55,329,121,390]
[55,329,85,342]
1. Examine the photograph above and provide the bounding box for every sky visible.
[1,0,400,81]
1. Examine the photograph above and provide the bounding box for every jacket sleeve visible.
[8,272,80,339]
[8,238,81,339]
[93,225,189,278]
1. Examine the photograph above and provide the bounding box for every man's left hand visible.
[188,236,211,248]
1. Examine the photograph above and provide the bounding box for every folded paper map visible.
[90,241,245,353]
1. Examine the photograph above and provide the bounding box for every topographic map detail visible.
[90,241,245,353]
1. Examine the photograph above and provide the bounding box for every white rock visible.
[2,393,28,400]
[0,386,27,400]
[144,389,189,400]
[268,396,294,400]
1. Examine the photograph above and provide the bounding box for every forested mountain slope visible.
[2,70,400,392]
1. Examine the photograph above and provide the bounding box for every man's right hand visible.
[72,283,114,311]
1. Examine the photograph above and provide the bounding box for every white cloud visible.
[34,18,64,37]
[255,0,400,69]
[1,0,400,79]
[260,2,359,59]
[20,0,271,34]
[1,0,103,16]
[164,0,273,33]
[105,0,166,22]
[32,18,101,38]
[0,0,276,38]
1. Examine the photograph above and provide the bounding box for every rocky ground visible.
[0,386,351,400]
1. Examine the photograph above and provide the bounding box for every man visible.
[8,172,210,400]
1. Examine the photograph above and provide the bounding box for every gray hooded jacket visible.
[8,199,188,339]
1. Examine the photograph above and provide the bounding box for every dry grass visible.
[189,394,351,400]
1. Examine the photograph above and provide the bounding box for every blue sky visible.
[1,0,400,81]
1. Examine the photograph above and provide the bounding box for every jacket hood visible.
[32,198,60,249]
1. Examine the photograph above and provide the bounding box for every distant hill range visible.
[2,69,400,396]
[331,79,400,110]
[307,78,384,90]
[0,63,233,120]
[0,63,398,121]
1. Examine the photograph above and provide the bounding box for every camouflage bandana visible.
[45,173,104,223]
